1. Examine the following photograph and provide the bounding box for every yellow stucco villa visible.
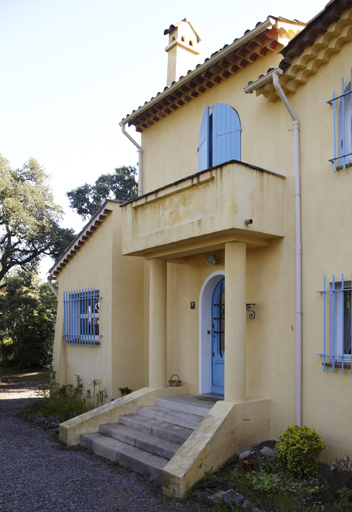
[49,0,352,497]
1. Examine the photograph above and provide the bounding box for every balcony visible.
[121,161,286,259]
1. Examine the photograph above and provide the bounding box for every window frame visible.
[328,68,352,172]
[63,288,101,346]
[318,275,352,372]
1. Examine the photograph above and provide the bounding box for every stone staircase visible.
[80,395,214,484]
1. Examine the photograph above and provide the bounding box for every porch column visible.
[149,258,167,388]
[225,242,246,402]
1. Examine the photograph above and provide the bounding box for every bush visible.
[26,373,108,423]
[277,425,326,477]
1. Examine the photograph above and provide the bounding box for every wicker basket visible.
[168,374,182,387]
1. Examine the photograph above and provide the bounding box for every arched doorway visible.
[199,271,225,394]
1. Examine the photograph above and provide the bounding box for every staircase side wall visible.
[162,397,271,499]
[59,385,189,446]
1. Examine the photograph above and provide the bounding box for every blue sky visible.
[1,0,325,239]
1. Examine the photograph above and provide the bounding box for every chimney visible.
[164,18,201,87]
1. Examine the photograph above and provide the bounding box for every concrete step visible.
[155,395,213,417]
[118,413,193,444]
[137,405,204,430]
[80,432,167,483]
[99,423,182,459]
[79,395,209,485]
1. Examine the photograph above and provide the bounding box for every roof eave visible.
[48,199,122,280]
[120,16,277,128]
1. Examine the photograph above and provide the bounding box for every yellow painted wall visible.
[111,207,145,397]
[167,257,215,390]
[292,40,352,459]
[52,202,145,399]
[165,236,297,440]
[142,51,289,194]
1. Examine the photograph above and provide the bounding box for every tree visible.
[49,224,76,262]
[0,269,57,367]
[67,166,138,220]
[0,155,73,285]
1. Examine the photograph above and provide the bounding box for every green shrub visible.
[334,487,352,511]
[119,386,132,397]
[25,373,108,422]
[277,425,326,477]
[250,472,281,495]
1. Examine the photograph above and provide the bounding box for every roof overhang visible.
[49,200,122,281]
[245,0,352,101]
[120,17,305,132]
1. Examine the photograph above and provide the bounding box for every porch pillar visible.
[149,258,167,388]
[225,242,246,402]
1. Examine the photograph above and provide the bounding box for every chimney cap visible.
[163,18,201,43]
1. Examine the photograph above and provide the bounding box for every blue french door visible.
[211,278,225,394]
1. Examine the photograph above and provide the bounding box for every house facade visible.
[50,0,352,486]
[120,14,305,439]
[120,0,352,459]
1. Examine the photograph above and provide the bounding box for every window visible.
[63,288,100,346]
[197,103,241,172]
[327,68,352,172]
[318,275,352,372]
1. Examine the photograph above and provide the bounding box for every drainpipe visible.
[245,69,302,427]
[47,278,58,299]
[120,123,143,196]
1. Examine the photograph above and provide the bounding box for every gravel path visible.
[0,375,213,512]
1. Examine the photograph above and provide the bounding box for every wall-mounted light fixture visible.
[205,254,221,266]
[246,303,256,319]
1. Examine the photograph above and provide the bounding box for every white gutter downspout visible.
[120,124,143,196]
[47,278,58,299]
[245,68,302,426]
[272,71,302,428]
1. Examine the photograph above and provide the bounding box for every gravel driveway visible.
[0,374,213,512]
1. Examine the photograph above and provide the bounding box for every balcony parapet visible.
[121,160,286,259]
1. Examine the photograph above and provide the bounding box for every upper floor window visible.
[318,275,352,372]
[327,69,352,172]
[63,287,100,346]
[197,103,241,172]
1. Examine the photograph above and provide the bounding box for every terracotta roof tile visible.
[120,17,305,132]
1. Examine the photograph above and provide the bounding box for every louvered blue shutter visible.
[337,82,352,167]
[197,106,210,172]
[212,103,241,167]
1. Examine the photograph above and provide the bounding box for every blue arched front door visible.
[211,278,225,394]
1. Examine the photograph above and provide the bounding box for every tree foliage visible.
[0,155,74,284]
[49,224,76,262]
[67,166,138,219]
[0,269,57,368]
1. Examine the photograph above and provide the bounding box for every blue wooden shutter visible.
[197,106,210,172]
[212,103,241,167]
[337,81,352,168]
